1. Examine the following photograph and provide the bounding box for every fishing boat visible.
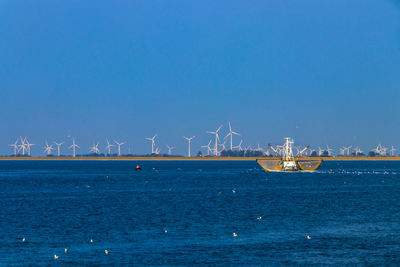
[257,137,322,172]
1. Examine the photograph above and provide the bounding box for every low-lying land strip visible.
[0,156,400,161]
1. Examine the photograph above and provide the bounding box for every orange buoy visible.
[136,165,141,170]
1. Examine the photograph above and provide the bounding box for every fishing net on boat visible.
[256,159,282,171]
[297,160,322,171]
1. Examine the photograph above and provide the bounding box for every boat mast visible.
[283,137,295,161]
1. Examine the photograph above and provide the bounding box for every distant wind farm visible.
[4,122,400,159]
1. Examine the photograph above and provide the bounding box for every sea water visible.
[0,160,399,265]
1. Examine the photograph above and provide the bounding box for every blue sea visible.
[0,160,400,265]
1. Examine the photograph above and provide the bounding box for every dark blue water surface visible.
[1,160,400,265]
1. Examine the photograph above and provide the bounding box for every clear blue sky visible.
[1,0,400,155]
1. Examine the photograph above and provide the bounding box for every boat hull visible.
[256,159,282,172]
[257,159,323,172]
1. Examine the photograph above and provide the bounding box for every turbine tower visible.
[225,122,240,150]
[69,137,80,157]
[43,141,54,155]
[145,134,157,154]
[166,145,175,155]
[114,140,126,156]
[105,139,114,156]
[54,142,64,157]
[183,136,195,157]
[207,125,222,156]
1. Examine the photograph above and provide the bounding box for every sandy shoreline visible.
[0,156,399,161]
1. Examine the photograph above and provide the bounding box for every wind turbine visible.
[69,137,80,157]
[354,146,363,156]
[54,142,64,157]
[382,145,388,156]
[326,145,333,156]
[255,144,263,152]
[391,145,396,156]
[9,139,19,156]
[207,125,222,156]
[225,122,240,150]
[269,144,281,157]
[183,136,195,157]
[374,144,382,155]
[344,145,352,156]
[232,140,243,151]
[219,139,227,151]
[145,134,157,154]
[318,147,324,156]
[294,146,301,155]
[166,145,175,155]
[201,140,212,156]
[19,136,27,156]
[155,147,161,155]
[114,140,126,156]
[105,139,114,156]
[89,142,100,154]
[373,145,379,155]
[25,138,34,156]
[296,146,310,157]
[43,141,54,155]
[373,143,387,156]
[270,141,279,157]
